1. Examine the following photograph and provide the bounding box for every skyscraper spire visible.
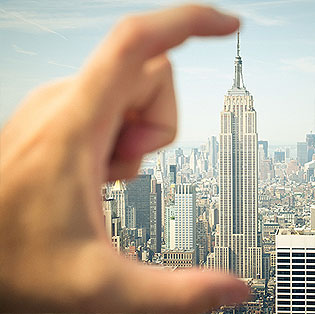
[232,31,245,90]
[237,31,240,57]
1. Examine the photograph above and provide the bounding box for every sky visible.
[1,0,315,147]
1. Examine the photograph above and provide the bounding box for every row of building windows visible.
[278,282,315,287]
[278,271,315,275]
[277,258,315,263]
[278,288,315,293]
[278,295,315,299]
[278,264,315,269]
[277,306,315,312]
[278,277,315,282]
[278,252,315,257]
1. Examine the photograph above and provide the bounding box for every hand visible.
[0,5,249,313]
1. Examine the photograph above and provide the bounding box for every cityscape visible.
[102,33,315,314]
[1,1,314,313]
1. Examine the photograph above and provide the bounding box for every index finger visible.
[83,5,239,74]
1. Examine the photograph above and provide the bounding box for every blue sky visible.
[1,0,315,146]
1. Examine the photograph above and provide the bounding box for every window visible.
[291,307,305,311]
[279,264,290,269]
[278,259,290,263]
[278,289,290,293]
[292,288,305,293]
[292,295,304,299]
[278,295,290,299]
[278,252,290,257]
[293,259,305,263]
[278,307,290,311]
[292,301,305,305]
[278,271,290,275]
[293,265,305,269]
[278,282,290,287]
[292,282,305,287]
[278,300,290,305]
[293,253,305,257]
[278,277,290,281]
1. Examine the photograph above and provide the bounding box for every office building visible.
[297,142,308,166]
[274,151,285,163]
[276,229,315,314]
[150,178,162,253]
[109,180,127,228]
[174,184,196,251]
[102,187,122,252]
[209,32,262,279]
[306,133,315,162]
[162,250,195,268]
[126,174,151,240]
[164,204,176,250]
[258,140,269,159]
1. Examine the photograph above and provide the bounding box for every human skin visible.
[0,5,249,313]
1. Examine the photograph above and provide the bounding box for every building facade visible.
[297,142,308,166]
[174,184,196,251]
[276,229,315,314]
[150,178,162,253]
[126,174,151,240]
[209,33,262,279]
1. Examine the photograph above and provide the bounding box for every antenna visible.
[237,30,240,57]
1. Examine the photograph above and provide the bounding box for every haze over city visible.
[1,0,315,145]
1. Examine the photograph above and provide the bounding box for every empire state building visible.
[208,33,262,279]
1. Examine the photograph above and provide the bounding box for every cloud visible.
[281,57,315,73]
[12,44,37,56]
[240,10,285,26]
[48,60,79,70]
[0,8,68,39]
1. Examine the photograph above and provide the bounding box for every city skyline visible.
[1,0,315,145]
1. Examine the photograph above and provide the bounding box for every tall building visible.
[258,140,269,159]
[209,32,262,279]
[306,133,315,162]
[109,180,127,228]
[274,151,285,163]
[276,229,315,314]
[297,142,308,166]
[169,164,177,184]
[101,187,122,252]
[126,174,151,240]
[209,136,219,171]
[164,204,176,250]
[150,178,162,253]
[174,184,196,251]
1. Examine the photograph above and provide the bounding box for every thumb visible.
[122,265,250,314]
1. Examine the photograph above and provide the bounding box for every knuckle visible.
[115,16,147,54]
[160,57,172,73]
[155,56,173,77]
